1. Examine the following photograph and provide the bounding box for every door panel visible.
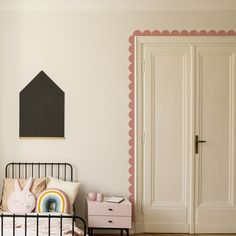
[143,45,191,232]
[195,45,236,232]
[140,38,236,234]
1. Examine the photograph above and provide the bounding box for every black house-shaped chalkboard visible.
[20,71,64,137]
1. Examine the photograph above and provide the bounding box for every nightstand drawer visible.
[88,203,131,216]
[88,216,131,228]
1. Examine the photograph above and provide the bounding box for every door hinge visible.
[142,131,146,144]
[142,59,146,74]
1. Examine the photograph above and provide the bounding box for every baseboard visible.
[143,223,189,233]
[195,224,236,233]
[90,228,135,234]
[134,222,144,233]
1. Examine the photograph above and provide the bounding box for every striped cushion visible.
[36,188,69,213]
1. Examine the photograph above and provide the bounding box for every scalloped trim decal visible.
[128,29,236,209]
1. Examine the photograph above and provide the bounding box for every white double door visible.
[139,37,236,233]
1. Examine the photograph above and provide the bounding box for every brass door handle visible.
[195,135,206,154]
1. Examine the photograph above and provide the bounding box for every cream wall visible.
[0,0,236,220]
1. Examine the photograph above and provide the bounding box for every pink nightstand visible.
[87,197,132,235]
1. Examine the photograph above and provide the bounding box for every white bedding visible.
[0,212,85,236]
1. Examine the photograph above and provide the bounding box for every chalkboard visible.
[20,71,64,137]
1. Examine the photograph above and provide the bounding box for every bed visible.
[0,162,87,236]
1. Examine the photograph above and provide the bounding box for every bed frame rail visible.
[5,162,73,181]
[0,214,86,236]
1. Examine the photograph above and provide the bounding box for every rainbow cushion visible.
[36,188,69,213]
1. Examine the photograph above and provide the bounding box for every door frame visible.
[129,30,236,234]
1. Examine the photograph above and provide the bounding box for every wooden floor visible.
[100,234,236,236]
[96,233,236,236]
[134,235,236,236]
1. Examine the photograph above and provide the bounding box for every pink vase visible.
[96,193,104,202]
[88,192,97,201]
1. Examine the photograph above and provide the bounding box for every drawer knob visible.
[108,220,113,223]
[108,208,113,211]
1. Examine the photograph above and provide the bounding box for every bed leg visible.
[13,214,15,236]
[1,214,3,236]
[60,214,63,236]
[48,214,51,236]
[36,214,39,236]
[83,219,86,236]
[25,214,27,236]
[72,216,75,236]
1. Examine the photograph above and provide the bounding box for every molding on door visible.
[130,30,236,38]
[196,50,235,209]
[129,29,236,233]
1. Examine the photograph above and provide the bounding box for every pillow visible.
[46,177,80,213]
[36,188,69,213]
[1,178,46,211]
[7,178,36,214]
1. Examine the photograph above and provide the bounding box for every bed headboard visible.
[5,162,73,181]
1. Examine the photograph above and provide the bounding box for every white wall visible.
[0,0,236,221]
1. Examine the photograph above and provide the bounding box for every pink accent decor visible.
[88,216,131,228]
[128,29,236,217]
[88,192,97,201]
[96,193,104,202]
[87,198,132,229]
[88,198,131,216]
[8,178,36,214]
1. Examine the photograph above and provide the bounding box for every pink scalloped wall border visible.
[128,29,236,212]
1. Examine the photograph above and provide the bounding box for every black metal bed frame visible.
[5,162,73,181]
[1,162,87,236]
